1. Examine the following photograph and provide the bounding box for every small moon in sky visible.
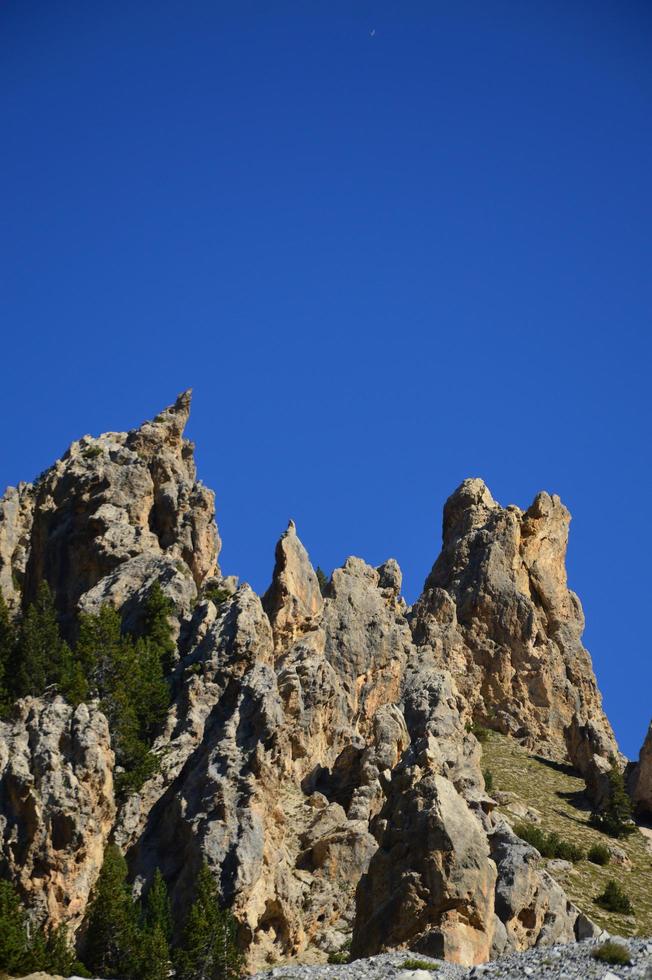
[370,29,376,37]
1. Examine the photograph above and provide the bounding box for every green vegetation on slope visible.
[0,581,176,796]
[1,851,242,980]
[481,732,652,936]
[0,879,85,977]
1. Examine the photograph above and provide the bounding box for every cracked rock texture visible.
[631,722,652,817]
[0,697,115,933]
[0,402,622,970]
[410,479,619,804]
[0,390,218,631]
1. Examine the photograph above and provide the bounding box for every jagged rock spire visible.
[414,479,619,802]
[263,520,323,646]
[127,389,193,456]
[0,391,219,623]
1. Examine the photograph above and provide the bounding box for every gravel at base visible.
[252,938,652,980]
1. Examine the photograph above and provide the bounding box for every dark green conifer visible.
[84,844,138,979]
[137,869,172,980]
[138,924,171,980]
[75,604,124,694]
[590,761,633,838]
[175,863,243,980]
[59,641,90,705]
[131,636,170,740]
[0,879,34,975]
[143,581,176,675]
[142,868,172,940]
[315,567,329,596]
[13,581,63,698]
[43,923,85,977]
[76,606,167,795]
[0,594,16,714]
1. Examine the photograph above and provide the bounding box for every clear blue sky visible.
[1,2,650,758]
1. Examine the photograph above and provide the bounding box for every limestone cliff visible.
[0,398,622,970]
[410,478,619,803]
[631,722,652,817]
[0,390,218,631]
[0,697,115,933]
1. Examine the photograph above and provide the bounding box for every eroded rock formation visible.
[0,390,217,632]
[410,478,619,802]
[0,400,618,969]
[0,697,115,932]
[631,722,652,817]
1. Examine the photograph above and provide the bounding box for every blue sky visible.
[1,2,650,757]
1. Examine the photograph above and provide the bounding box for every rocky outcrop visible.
[0,483,35,613]
[263,521,323,649]
[321,557,411,734]
[124,544,414,969]
[630,722,652,817]
[352,743,497,965]
[0,401,615,971]
[0,390,218,632]
[350,716,598,966]
[489,822,598,954]
[410,479,619,799]
[0,697,115,933]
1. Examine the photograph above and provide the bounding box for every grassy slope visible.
[481,732,652,937]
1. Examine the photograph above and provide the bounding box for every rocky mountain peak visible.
[416,479,618,802]
[440,477,498,544]
[263,520,323,648]
[0,391,219,627]
[0,399,638,974]
[126,388,193,459]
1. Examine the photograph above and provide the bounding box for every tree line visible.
[0,848,242,980]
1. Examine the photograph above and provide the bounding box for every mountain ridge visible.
[0,393,649,973]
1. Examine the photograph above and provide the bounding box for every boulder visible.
[352,744,496,966]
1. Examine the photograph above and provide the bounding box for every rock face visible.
[0,697,115,932]
[0,403,616,970]
[410,479,619,801]
[352,746,497,965]
[263,521,323,648]
[488,822,596,953]
[125,554,406,968]
[630,722,652,816]
[0,390,218,631]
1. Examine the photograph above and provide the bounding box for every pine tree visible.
[142,868,172,940]
[315,567,329,597]
[175,863,243,980]
[76,604,124,695]
[137,870,172,980]
[84,844,138,979]
[0,594,16,715]
[143,581,176,675]
[13,581,64,698]
[43,923,86,977]
[139,924,171,980]
[107,635,165,797]
[59,641,90,706]
[131,636,170,739]
[0,879,34,975]
[76,607,166,796]
[590,761,633,838]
